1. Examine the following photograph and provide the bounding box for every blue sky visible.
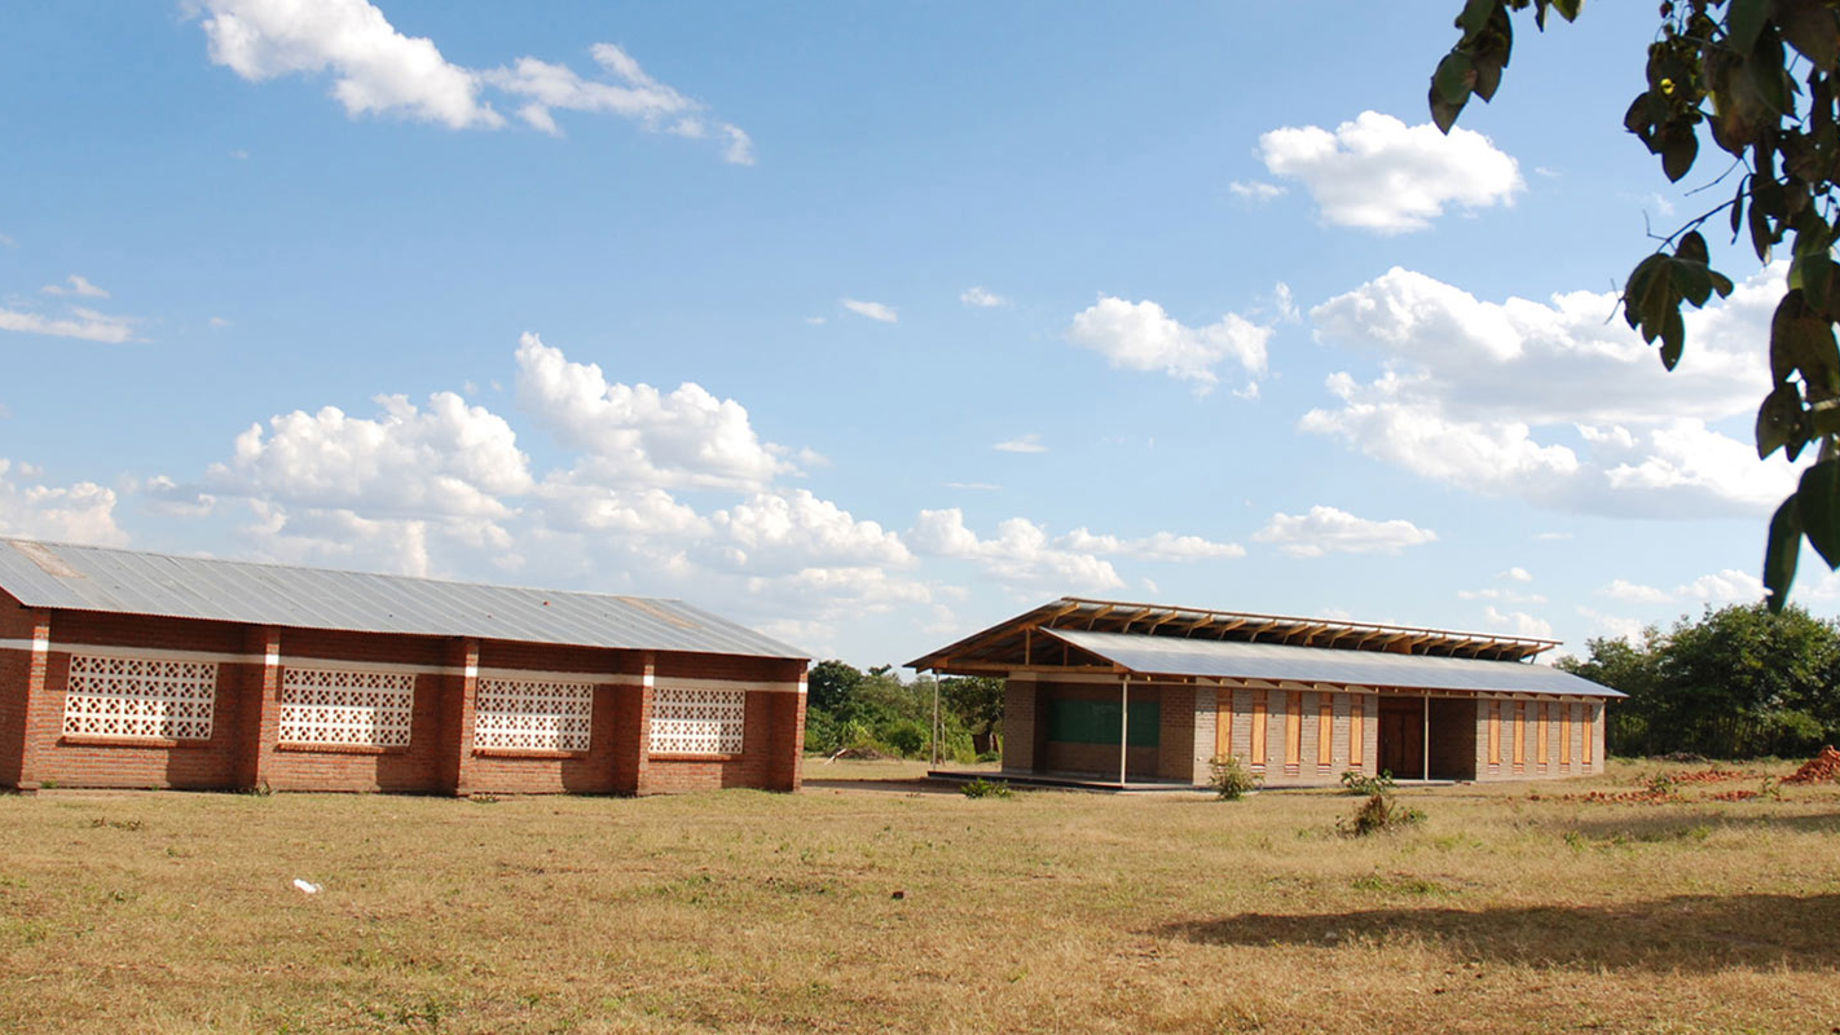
[0,2,1814,665]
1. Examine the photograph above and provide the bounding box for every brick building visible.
[911,597,1622,787]
[0,539,808,795]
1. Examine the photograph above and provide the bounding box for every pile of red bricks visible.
[1784,745,1840,784]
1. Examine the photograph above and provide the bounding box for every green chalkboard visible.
[1046,698,1160,747]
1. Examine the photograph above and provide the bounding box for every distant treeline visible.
[802,660,1002,763]
[1557,603,1840,759]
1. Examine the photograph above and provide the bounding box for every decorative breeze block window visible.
[474,678,594,752]
[280,666,415,747]
[650,687,745,755]
[63,654,217,740]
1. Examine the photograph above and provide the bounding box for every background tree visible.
[1557,602,1840,757]
[1431,0,1840,610]
[941,676,1005,754]
[800,659,994,761]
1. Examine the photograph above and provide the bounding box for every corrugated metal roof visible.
[1040,628,1622,698]
[0,538,807,660]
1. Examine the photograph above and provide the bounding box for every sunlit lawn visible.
[2,758,1838,1032]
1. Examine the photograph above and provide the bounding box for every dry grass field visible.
[3,759,1839,1033]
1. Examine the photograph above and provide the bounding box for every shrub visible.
[960,778,1012,799]
[803,708,842,754]
[1337,793,1425,837]
[880,719,928,758]
[1340,769,1397,796]
[1208,755,1261,801]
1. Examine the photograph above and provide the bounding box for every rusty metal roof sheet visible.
[1039,628,1622,698]
[0,538,806,660]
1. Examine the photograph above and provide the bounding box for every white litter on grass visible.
[292,879,322,895]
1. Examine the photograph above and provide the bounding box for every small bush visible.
[1208,755,1261,801]
[1340,769,1397,796]
[881,719,928,758]
[1337,793,1425,837]
[960,778,1012,799]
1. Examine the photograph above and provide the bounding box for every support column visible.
[14,611,52,790]
[1118,674,1131,787]
[634,652,656,794]
[449,637,481,796]
[930,670,941,768]
[242,626,282,791]
[1421,695,1430,781]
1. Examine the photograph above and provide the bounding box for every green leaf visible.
[1798,459,1840,568]
[1473,55,1504,102]
[1430,83,1465,135]
[1765,494,1804,613]
[1777,0,1840,73]
[1659,307,1685,370]
[1457,0,1495,35]
[1730,174,1748,241]
[1770,290,1840,396]
[1622,254,1667,331]
[1756,383,1804,459]
[1547,0,1580,23]
[1800,250,1837,315]
[1726,0,1769,56]
[1660,121,1699,182]
[1676,230,1709,265]
[1433,51,1475,107]
[1750,198,1775,261]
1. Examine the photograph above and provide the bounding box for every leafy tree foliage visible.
[1557,602,1840,757]
[800,659,1001,762]
[1431,0,1840,609]
[806,658,863,715]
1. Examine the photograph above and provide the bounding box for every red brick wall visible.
[1001,678,1036,774]
[1,604,806,795]
[0,589,41,786]
[640,684,804,793]
[261,628,452,794]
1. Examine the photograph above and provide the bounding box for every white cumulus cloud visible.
[960,286,1006,308]
[1251,505,1436,558]
[1258,110,1523,232]
[194,0,749,161]
[0,459,127,546]
[1304,263,1793,517]
[1067,296,1270,393]
[514,332,798,492]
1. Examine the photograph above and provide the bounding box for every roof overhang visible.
[1033,628,1623,699]
[909,596,1562,673]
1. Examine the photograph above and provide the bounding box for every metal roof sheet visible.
[0,539,806,660]
[1041,628,1623,698]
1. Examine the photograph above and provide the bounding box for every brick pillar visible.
[787,669,807,792]
[12,611,51,790]
[1003,674,1036,774]
[633,652,656,795]
[241,626,282,790]
[449,638,481,796]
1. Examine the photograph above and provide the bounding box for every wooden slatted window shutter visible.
[1317,699,1333,768]
[1349,696,1364,767]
